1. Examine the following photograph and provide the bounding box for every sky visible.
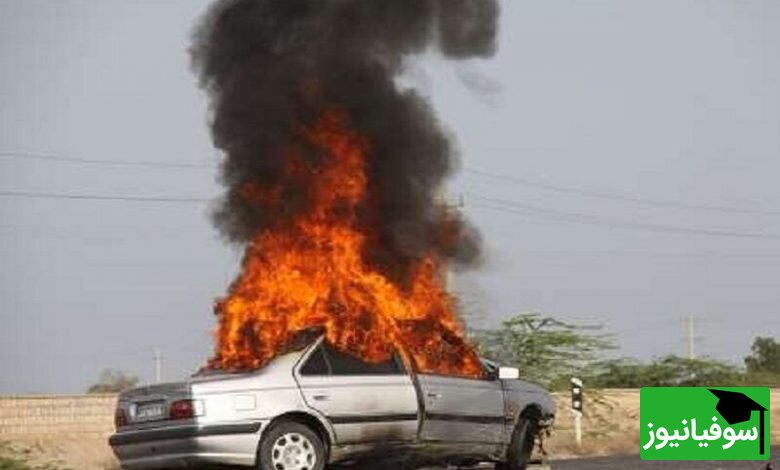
[1,0,779,394]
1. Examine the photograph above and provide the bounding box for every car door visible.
[294,340,420,445]
[417,372,506,445]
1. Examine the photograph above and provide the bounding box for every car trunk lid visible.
[117,381,193,429]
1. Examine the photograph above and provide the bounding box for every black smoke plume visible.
[192,0,499,284]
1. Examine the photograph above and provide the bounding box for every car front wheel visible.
[497,415,538,470]
[258,421,326,470]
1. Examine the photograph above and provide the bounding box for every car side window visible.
[300,346,330,376]
[324,344,404,376]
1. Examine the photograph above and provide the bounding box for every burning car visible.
[109,335,555,470]
[110,1,554,468]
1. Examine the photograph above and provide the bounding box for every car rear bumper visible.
[109,421,267,469]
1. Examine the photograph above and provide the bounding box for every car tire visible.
[497,415,538,470]
[258,421,326,470]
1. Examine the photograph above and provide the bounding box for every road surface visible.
[219,453,780,470]
[417,450,780,470]
[552,447,779,469]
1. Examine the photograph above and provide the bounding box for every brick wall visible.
[0,394,117,435]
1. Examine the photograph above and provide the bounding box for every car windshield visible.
[481,358,498,377]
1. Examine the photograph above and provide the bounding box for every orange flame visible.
[209,108,482,378]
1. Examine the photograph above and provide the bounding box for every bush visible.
[86,369,139,394]
[588,356,744,388]
[744,337,780,375]
[472,314,780,390]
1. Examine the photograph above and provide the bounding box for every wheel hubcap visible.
[271,432,316,470]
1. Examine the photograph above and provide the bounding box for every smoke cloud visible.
[191,0,499,284]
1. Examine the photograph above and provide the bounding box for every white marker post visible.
[571,377,583,449]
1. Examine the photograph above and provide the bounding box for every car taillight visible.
[169,399,204,420]
[114,408,128,429]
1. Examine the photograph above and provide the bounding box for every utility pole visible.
[153,348,163,383]
[684,316,695,359]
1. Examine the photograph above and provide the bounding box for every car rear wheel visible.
[258,421,325,470]
[497,415,538,470]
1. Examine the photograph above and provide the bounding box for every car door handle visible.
[312,394,330,401]
[426,392,443,399]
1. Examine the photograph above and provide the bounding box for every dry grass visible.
[545,389,780,459]
[544,389,642,459]
[0,436,116,470]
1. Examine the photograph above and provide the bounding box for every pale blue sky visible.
[1,0,779,393]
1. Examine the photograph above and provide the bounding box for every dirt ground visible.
[1,390,778,470]
[546,389,780,459]
[543,389,643,459]
[0,435,118,470]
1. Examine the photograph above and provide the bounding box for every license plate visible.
[134,402,165,421]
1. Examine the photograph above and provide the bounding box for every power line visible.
[0,189,211,203]
[464,166,780,217]
[5,186,779,240]
[0,151,215,169]
[471,197,780,239]
[7,150,778,217]
[467,193,780,240]
[4,151,779,217]
[511,250,780,260]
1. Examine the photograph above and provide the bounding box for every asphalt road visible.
[218,450,780,470]
[551,447,780,470]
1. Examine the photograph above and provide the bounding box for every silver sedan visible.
[109,336,555,470]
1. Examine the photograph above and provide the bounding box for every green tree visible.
[744,336,780,374]
[86,369,139,394]
[471,313,613,389]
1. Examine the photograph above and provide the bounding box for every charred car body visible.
[109,337,555,470]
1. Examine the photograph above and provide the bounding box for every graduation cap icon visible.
[708,388,767,455]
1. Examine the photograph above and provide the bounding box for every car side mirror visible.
[498,367,520,380]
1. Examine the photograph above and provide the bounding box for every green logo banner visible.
[640,387,770,460]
